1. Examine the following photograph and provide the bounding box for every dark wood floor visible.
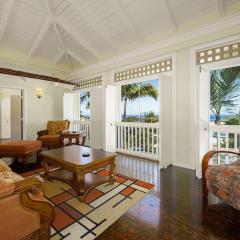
[96,154,240,240]
[6,152,240,239]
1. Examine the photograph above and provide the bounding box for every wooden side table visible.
[61,131,86,146]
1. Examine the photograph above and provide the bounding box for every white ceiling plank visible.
[42,0,72,65]
[218,0,225,16]
[55,51,64,64]
[69,0,118,53]
[55,16,101,60]
[111,0,144,43]
[28,17,52,57]
[0,0,16,41]
[67,49,85,65]
[163,0,178,30]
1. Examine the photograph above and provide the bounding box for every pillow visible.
[47,120,68,135]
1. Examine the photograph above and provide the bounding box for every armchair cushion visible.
[38,135,60,143]
[206,165,240,210]
[0,171,24,185]
[47,120,69,135]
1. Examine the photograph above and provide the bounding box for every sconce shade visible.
[36,89,43,98]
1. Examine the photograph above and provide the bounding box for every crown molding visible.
[67,13,240,80]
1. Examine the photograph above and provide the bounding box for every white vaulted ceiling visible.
[0,0,240,72]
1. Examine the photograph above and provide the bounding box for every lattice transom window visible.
[73,76,102,90]
[115,59,172,82]
[197,42,240,65]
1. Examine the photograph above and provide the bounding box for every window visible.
[121,79,159,123]
[210,66,240,125]
[80,91,90,121]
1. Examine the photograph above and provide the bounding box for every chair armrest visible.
[37,129,48,137]
[202,150,240,198]
[60,129,70,135]
[0,176,43,199]
[14,176,43,196]
[0,183,15,198]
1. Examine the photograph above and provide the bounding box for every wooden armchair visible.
[0,176,54,239]
[202,150,240,211]
[37,120,70,149]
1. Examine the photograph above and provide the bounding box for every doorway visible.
[196,57,240,177]
[0,88,23,141]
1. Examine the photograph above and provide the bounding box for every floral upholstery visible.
[0,159,23,185]
[47,120,69,135]
[0,159,11,172]
[206,163,240,211]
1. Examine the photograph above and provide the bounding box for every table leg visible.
[74,172,85,201]
[76,136,79,145]
[41,159,50,178]
[109,161,116,184]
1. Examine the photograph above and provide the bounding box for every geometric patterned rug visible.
[26,169,154,240]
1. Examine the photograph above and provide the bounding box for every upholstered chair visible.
[37,120,70,149]
[202,150,240,211]
[0,159,54,239]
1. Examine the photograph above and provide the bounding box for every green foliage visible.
[210,67,240,124]
[142,111,159,123]
[122,111,159,123]
[121,82,158,120]
[225,118,240,125]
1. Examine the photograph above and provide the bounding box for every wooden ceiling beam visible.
[0,68,75,85]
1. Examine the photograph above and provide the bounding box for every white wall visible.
[0,74,69,140]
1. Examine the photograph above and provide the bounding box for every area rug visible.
[25,169,154,240]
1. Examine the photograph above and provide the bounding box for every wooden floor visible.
[97,154,240,240]
[7,152,240,239]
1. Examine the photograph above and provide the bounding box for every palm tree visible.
[121,82,158,120]
[210,67,240,124]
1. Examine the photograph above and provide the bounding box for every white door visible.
[197,66,210,178]
[196,57,240,178]
[63,93,74,122]
[105,85,117,152]
[1,97,11,139]
[160,74,172,169]
[10,95,22,140]
[91,87,104,149]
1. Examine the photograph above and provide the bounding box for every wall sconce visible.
[36,88,43,99]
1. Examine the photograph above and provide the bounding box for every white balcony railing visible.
[116,122,160,160]
[209,125,240,152]
[70,120,91,145]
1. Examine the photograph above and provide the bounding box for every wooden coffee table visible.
[40,145,116,201]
